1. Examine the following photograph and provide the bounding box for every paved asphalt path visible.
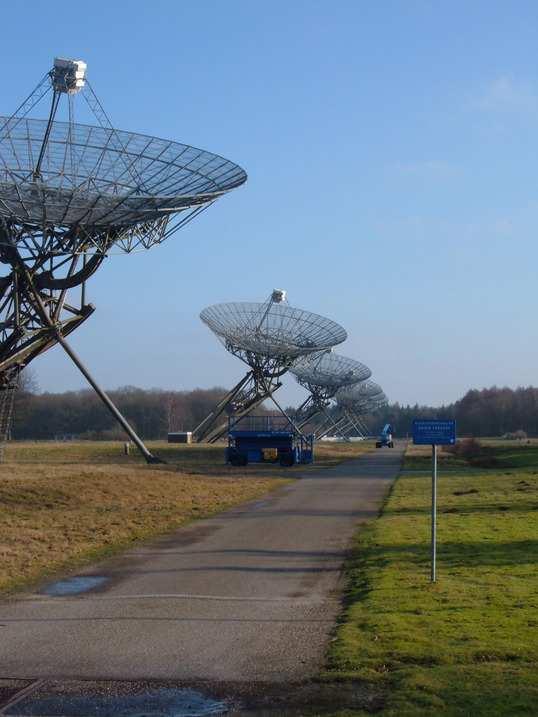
[0,445,404,684]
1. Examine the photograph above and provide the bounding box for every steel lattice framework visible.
[323,381,387,439]
[336,380,384,408]
[291,351,371,435]
[0,58,247,461]
[193,290,347,443]
[0,118,246,254]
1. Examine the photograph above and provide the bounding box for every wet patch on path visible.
[0,679,383,716]
[3,687,228,716]
[40,576,108,597]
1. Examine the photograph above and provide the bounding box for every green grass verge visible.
[327,445,538,715]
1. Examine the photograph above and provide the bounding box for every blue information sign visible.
[412,419,456,446]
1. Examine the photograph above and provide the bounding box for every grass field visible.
[2,438,374,471]
[404,438,538,471]
[0,439,372,596]
[403,442,467,470]
[327,440,538,716]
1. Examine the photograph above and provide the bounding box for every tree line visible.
[12,382,229,440]
[11,381,538,440]
[368,386,538,437]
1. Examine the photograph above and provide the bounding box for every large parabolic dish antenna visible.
[291,351,371,434]
[200,299,347,363]
[0,58,246,462]
[336,380,384,407]
[326,381,387,439]
[192,290,347,443]
[0,121,246,253]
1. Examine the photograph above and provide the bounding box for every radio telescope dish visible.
[291,351,371,434]
[340,392,388,439]
[0,58,246,462]
[192,291,347,443]
[321,382,387,440]
[0,119,246,252]
[336,380,384,407]
[292,352,371,390]
[200,301,346,363]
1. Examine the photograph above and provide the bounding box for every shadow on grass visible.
[361,539,538,568]
[383,501,538,517]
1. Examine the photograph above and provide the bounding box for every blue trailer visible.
[376,423,394,448]
[226,415,314,467]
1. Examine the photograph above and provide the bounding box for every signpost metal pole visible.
[431,443,437,583]
[412,419,456,582]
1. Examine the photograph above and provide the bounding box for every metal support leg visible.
[431,444,437,582]
[56,333,164,464]
[314,413,334,440]
[267,389,308,440]
[192,373,252,442]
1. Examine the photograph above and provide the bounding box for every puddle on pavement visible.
[41,576,108,596]
[5,688,229,716]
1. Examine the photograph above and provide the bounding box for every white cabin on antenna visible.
[52,58,87,94]
[271,288,286,303]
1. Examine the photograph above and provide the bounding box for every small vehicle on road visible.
[376,423,394,448]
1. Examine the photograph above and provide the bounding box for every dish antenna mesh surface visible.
[321,381,388,439]
[291,351,371,435]
[193,291,347,443]
[336,380,384,407]
[0,58,246,461]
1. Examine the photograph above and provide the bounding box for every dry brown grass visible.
[0,439,373,595]
[0,461,283,595]
[404,441,467,470]
[2,439,373,470]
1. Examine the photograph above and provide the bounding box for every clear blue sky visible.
[2,1,538,407]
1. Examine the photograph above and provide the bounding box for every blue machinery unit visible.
[376,423,394,448]
[226,415,314,467]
